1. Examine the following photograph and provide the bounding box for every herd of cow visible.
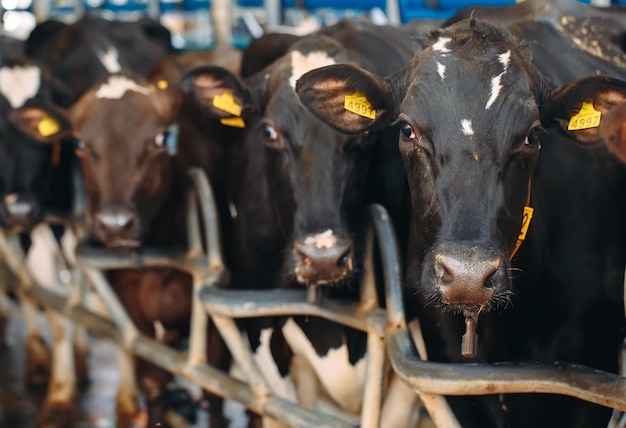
[1,0,626,426]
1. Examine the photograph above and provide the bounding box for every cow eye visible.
[154,132,167,148]
[524,123,543,149]
[72,138,86,151]
[400,122,416,139]
[262,124,278,141]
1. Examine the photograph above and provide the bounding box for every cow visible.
[24,13,174,106]
[181,21,426,425]
[295,16,626,428]
[0,55,89,427]
[600,101,626,163]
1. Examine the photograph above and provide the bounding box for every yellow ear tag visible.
[568,101,601,131]
[213,91,242,117]
[220,117,246,128]
[511,206,534,259]
[157,80,169,90]
[38,114,60,137]
[344,92,376,120]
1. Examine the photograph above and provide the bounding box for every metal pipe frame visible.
[0,164,624,427]
[368,203,626,424]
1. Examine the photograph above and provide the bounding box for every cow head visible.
[68,72,181,248]
[183,35,379,289]
[0,59,72,233]
[296,19,626,314]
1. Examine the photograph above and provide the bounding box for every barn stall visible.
[0,0,625,427]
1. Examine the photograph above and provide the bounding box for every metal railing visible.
[0,167,624,427]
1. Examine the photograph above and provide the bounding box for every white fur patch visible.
[499,50,511,68]
[304,229,336,250]
[485,50,511,110]
[282,318,367,414]
[95,75,151,100]
[432,37,452,53]
[485,73,503,110]
[289,50,336,90]
[0,65,41,108]
[461,119,474,136]
[436,62,446,80]
[251,328,297,401]
[97,47,122,74]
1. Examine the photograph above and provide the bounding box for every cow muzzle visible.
[427,243,506,310]
[293,230,354,286]
[1,194,40,233]
[93,204,141,248]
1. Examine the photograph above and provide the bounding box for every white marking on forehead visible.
[436,62,446,80]
[0,66,41,108]
[485,50,511,110]
[485,73,503,110]
[282,318,367,413]
[432,37,452,53]
[289,50,336,90]
[97,47,122,74]
[499,50,511,68]
[95,75,151,100]
[460,119,474,136]
[304,229,337,249]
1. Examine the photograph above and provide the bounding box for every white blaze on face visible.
[282,318,367,414]
[485,50,511,110]
[97,47,122,74]
[461,119,474,136]
[95,75,152,100]
[437,62,446,80]
[304,229,337,250]
[0,65,41,108]
[432,36,452,53]
[289,50,336,90]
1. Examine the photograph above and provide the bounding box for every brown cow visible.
[66,66,245,426]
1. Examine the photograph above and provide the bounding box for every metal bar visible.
[16,281,354,428]
[360,329,385,428]
[187,274,208,366]
[201,287,387,335]
[187,167,227,276]
[387,328,626,411]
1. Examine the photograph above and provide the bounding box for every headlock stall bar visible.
[0,167,624,428]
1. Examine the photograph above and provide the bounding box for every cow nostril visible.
[434,256,454,285]
[122,217,135,230]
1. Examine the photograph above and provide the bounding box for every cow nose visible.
[2,194,38,231]
[433,246,503,308]
[293,230,354,285]
[93,205,141,248]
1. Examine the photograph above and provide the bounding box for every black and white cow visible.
[24,14,174,106]
[0,55,88,426]
[296,17,626,428]
[182,21,424,425]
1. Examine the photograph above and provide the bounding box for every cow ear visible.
[9,105,72,143]
[181,66,250,119]
[545,76,626,145]
[599,101,626,163]
[295,64,393,134]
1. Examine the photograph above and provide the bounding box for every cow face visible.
[296,19,626,314]
[183,36,377,289]
[0,61,71,233]
[68,73,181,248]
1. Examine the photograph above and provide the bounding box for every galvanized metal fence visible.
[0,167,625,427]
